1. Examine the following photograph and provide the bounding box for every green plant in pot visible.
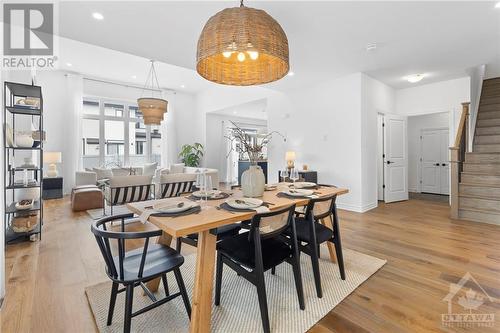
[179,143,204,167]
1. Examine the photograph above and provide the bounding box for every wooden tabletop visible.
[127,186,348,238]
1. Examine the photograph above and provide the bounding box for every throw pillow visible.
[143,162,158,176]
[170,163,185,174]
[93,167,113,180]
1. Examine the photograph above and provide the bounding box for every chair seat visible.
[293,217,333,244]
[186,223,241,240]
[217,232,292,271]
[112,244,184,282]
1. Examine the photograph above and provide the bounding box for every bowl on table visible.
[281,188,314,197]
[226,198,263,210]
[153,200,198,213]
[293,182,317,189]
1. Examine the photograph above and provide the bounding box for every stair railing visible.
[450,102,470,219]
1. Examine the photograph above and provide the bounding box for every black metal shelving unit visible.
[3,82,44,243]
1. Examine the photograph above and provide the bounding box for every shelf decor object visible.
[3,81,44,243]
[45,151,62,177]
[286,151,296,171]
[137,60,168,125]
[196,0,289,86]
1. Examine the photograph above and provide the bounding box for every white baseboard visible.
[337,201,378,213]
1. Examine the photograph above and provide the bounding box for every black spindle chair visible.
[287,194,345,298]
[214,205,305,333]
[91,213,191,333]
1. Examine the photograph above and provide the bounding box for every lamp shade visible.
[196,3,289,86]
[137,97,168,125]
[45,151,62,164]
[285,151,296,161]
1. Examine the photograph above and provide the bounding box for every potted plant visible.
[179,143,204,167]
[226,122,286,197]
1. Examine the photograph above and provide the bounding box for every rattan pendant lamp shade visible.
[137,60,168,125]
[196,0,289,86]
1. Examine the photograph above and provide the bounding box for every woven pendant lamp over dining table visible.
[196,0,289,86]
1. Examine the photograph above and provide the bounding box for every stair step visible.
[480,97,500,106]
[465,152,500,163]
[478,104,500,113]
[477,118,500,127]
[460,183,500,199]
[476,127,500,135]
[458,208,500,225]
[459,196,500,213]
[474,134,500,144]
[478,111,500,120]
[463,163,500,174]
[461,172,500,185]
[474,144,500,153]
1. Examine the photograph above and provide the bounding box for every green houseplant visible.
[178,143,204,167]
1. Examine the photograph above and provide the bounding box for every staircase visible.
[456,78,500,224]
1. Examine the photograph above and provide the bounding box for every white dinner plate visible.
[192,190,221,198]
[226,198,263,209]
[265,184,278,191]
[153,200,198,213]
[293,182,317,189]
[282,189,314,197]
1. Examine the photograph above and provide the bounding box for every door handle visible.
[434,163,440,166]
[386,161,393,165]
[441,163,447,166]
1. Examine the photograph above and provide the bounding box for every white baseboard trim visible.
[337,201,378,213]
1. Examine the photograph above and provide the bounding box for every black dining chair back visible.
[160,181,195,198]
[214,205,305,333]
[91,213,191,333]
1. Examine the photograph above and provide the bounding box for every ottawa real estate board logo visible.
[442,272,496,329]
[2,3,57,69]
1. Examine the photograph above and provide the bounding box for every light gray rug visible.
[85,248,386,333]
[87,205,132,220]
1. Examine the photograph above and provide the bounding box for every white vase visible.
[241,165,265,198]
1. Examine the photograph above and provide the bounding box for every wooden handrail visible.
[452,102,471,149]
[450,102,470,219]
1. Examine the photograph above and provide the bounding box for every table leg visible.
[321,217,337,263]
[145,231,173,292]
[189,230,217,333]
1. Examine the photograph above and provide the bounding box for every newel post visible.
[450,147,460,219]
[462,102,470,152]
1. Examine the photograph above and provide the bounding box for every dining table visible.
[127,184,349,333]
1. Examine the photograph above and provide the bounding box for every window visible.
[81,98,164,169]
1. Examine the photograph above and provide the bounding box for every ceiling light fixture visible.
[131,75,137,79]
[180,84,186,88]
[66,63,72,67]
[92,12,104,20]
[196,0,289,86]
[287,71,295,76]
[406,74,425,83]
[366,43,377,52]
[495,2,500,8]
[137,60,168,125]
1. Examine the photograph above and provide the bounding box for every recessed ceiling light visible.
[92,12,104,20]
[66,63,72,67]
[287,71,295,76]
[180,84,186,88]
[406,74,425,83]
[131,75,137,79]
[233,111,237,114]
[495,2,500,8]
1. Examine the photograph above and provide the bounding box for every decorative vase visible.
[241,165,265,198]
[15,131,34,147]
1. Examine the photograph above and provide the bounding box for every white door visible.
[384,114,408,203]
[420,129,449,195]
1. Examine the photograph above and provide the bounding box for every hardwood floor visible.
[1,197,500,332]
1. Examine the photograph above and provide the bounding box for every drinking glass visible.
[280,169,289,183]
[290,168,299,187]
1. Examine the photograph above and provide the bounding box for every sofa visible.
[159,163,219,188]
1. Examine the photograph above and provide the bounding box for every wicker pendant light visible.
[137,60,168,125]
[196,0,289,86]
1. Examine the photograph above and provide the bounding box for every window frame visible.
[82,96,157,167]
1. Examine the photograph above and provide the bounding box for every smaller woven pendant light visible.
[137,60,168,125]
[197,0,289,86]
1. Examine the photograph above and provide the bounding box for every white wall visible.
[468,65,486,148]
[205,113,267,181]
[407,112,449,192]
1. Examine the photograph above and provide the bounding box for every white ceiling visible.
[58,1,500,91]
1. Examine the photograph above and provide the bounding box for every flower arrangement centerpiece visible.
[226,121,286,197]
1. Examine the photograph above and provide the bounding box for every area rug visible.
[85,248,386,333]
[86,205,132,220]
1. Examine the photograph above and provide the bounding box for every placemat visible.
[150,205,201,217]
[187,192,230,201]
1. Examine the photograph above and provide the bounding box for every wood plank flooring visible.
[1,196,500,333]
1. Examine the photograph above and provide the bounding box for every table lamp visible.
[286,151,296,171]
[45,151,62,177]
